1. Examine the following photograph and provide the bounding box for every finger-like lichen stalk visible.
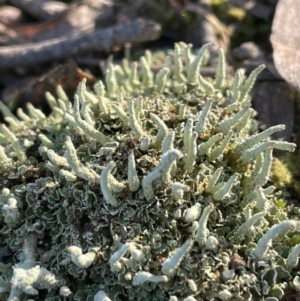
[150,113,169,147]
[187,43,211,83]
[4,117,22,130]
[196,204,214,246]
[106,64,119,97]
[255,186,270,211]
[235,108,255,132]
[161,239,194,275]
[185,132,198,173]
[129,62,141,87]
[235,125,286,153]
[73,95,109,145]
[252,149,273,187]
[252,220,300,260]
[239,64,265,102]
[195,99,212,135]
[154,67,169,93]
[286,243,300,271]
[206,167,223,193]
[94,81,109,115]
[142,149,182,200]
[0,124,26,161]
[109,243,131,272]
[140,56,153,88]
[236,211,266,241]
[184,118,193,153]
[198,133,223,156]
[100,161,119,207]
[27,102,46,120]
[128,151,140,191]
[38,134,56,150]
[132,272,168,286]
[77,80,95,125]
[173,43,186,83]
[59,170,77,182]
[65,136,99,182]
[241,141,296,163]
[210,130,233,161]
[231,68,245,101]
[199,73,215,95]
[162,131,175,153]
[16,108,31,122]
[111,103,129,126]
[214,48,226,89]
[128,99,144,139]
[47,150,68,166]
[0,146,12,166]
[213,173,238,201]
[217,106,249,133]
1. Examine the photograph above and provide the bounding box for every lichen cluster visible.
[0,42,299,301]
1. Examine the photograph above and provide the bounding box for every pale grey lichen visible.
[0,42,298,301]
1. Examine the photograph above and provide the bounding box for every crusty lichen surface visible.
[0,43,299,301]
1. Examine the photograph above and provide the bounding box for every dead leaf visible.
[2,60,96,114]
[271,0,300,91]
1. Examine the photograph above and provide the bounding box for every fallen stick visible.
[0,18,161,69]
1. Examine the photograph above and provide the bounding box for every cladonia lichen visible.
[0,42,298,301]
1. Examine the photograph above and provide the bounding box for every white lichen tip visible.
[59,286,72,297]
[172,182,190,201]
[251,220,300,260]
[161,239,194,275]
[132,271,168,286]
[100,161,119,207]
[94,290,112,301]
[67,246,97,268]
[2,197,19,225]
[184,203,201,223]
[142,149,183,200]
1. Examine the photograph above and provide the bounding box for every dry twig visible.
[0,18,161,69]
